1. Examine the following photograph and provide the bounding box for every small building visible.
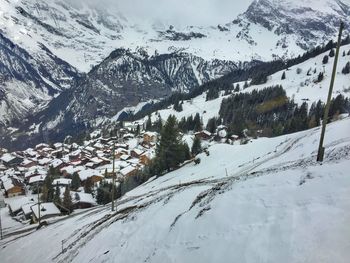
[28,175,46,186]
[50,159,66,170]
[73,192,97,209]
[21,203,35,220]
[52,178,72,187]
[0,153,24,167]
[21,159,37,168]
[35,143,50,151]
[143,132,157,144]
[6,196,35,216]
[120,165,138,177]
[130,149,145,159]
[78,169,103,183]
[2,177,25,197]
[195,130,212,140]
[69,150,82,162]
[31,203,61,222]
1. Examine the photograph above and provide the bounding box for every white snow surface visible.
[1,117,350,262]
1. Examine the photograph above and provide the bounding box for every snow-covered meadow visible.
[1,117,349,263]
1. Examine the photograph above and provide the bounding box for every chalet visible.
[120,154,131,161]
[23,148,37,158]
[28,175,46,186]
[52,178,71,187]
[73,192,96,209]
[140,151,154,166]
[31,202,61,222]
[6,196,35,216]
[60,165,84,177]
[21,159,37,168]
[115,148,128,158]
[38,158,51,166]
[50,159,66,170]
[143,132,157,144]
[78,169,103,183]
[69,150,82,161]
[1,153,24,167]
[2,176,25,197]
[84,146,96,154]
[24,168,46,182]
[120,165,138,177]
[130,149,144,159]
[35,143,50,151]
[21,203,35,220]
[195,130,212,140]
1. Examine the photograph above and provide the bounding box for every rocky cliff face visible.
[0,32,78,127]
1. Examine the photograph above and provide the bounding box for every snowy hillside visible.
[1,117,349,263]
[1,0,349,72]
[142,44,350,126]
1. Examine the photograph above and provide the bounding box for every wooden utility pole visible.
[317,21,344,162]
[37,180,41,225]
[111,143,116,212]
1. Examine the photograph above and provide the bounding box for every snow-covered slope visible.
[1,0,349,72]
[143,44,350,126]
[1,117,349,263]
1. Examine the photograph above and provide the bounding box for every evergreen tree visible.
[62,186,73,213]
[329,49,335,57]
[322,55,329,64]
[71,172,81,191]
[193,113,202,132]
[174,100,183,112]
[155,115,184,173]
[317,72,324,82]
[342,62,350,74]
[84,177,93,194]
[42,175,54,202]
[178,117,187,132]
[281,71,286,80]
[234,84,240,92]
[181,143,191,162]
[191,136,202,156]
[206,88,219,101]
[145,115,152,131]
[154,117,163,132]
[243,81,249,89]
[135,124,141,135]
[186,115,194,131]
[206,117,217,133]
[53,185,61,205]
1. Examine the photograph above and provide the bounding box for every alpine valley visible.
[0,0,349,148]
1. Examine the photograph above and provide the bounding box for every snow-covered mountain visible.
[0,31,78,128]
[1,116,350,263]
[1,0,349,72]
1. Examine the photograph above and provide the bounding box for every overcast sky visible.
[66,0,253,26]
[65,0,350,27]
